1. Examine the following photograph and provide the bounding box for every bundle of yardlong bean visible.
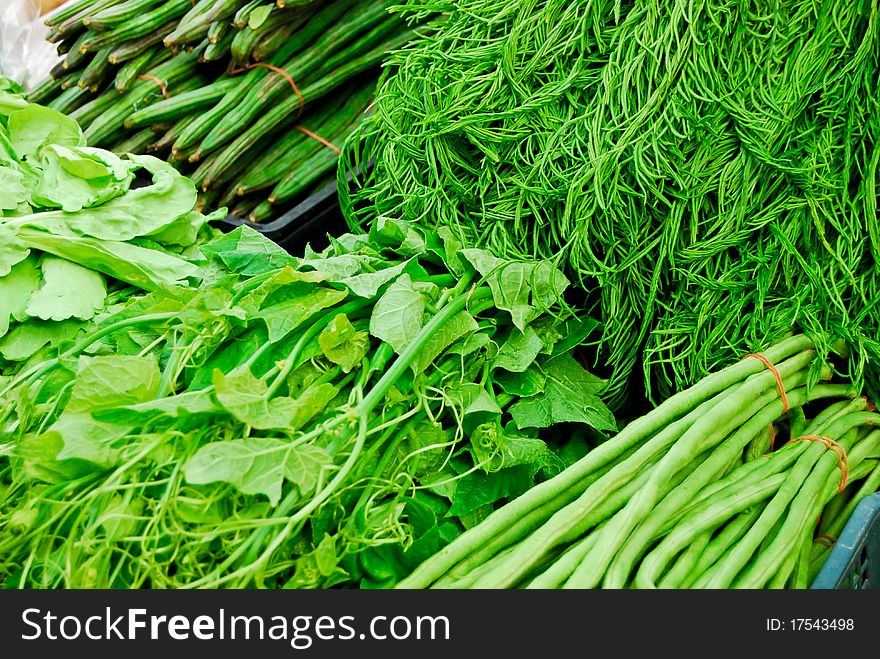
[399,335,880,588]
[32,0,415,220]
[340,0,880,407]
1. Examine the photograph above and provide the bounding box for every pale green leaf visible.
[184,438,332,505]
[8,104,84,161]
[492,326,544,372]
[413,310,478,374]
[0,224,30,277]
[318,313,370,372]
[369,274,424,354]
[256,283,348,343]
[66,355,161,413]
[26,256,107,321]
[0,254,40,338]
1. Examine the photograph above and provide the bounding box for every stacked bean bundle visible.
[31,0,414,220]
[401,336,880,588]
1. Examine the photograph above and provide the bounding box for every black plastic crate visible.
[215,178,348,254]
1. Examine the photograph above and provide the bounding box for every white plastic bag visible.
[0,0,63,90]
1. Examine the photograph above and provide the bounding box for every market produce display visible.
[400,337,880,588]
[1,79,616,589]
[30,0,417,220]
[0,224,615,589]
[341,0,880,406]
[1,0,878,592]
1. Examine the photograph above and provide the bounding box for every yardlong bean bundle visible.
[341,0,880,406]
[400,337,880,589]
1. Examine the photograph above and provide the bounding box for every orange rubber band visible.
[138,75,169,99]
[786,435,850,493]
[743,353,790,413]
[248,62,305,119]
[228,63,338,155]
[293,125,341,155]
[814,533,837,547]
[768,423,776,452]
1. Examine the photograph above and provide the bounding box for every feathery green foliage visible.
[341,0,880,405]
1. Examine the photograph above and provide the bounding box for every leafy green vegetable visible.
[319,314,370,373]
[369,273,425,354]
[343,0,880,408]
[26,257,107,321]
[0,218,612,590]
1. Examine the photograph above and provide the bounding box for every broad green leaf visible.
[395,421,452,479]
[13,432,94,484]
[289,382,338,429]
[446,332,491,357]
[17,227,203,291]
[201,226,297,275]
[20,154,195,241]
[51,412,130,467]
[8,104,84,161]
[0,224,30,276]
[146,208,213,248]
[237,266,329,316]
[66,355,161,413]
[318,313,370,372]
[427,226,465,276]
[470,420,549,472]
[31,145,134,212]
[509,354,615,431]
[543,353,607,395]
[0,255,40,338]
[337,258,412,298]
[494,364,546,397]
[369,274,424,354]
[26,257,107,321]
[0,318,83,361]
[0,167,28,211]
[213,369,292,430]
[186,327,267,391]
[92,389,219,424]
[213,369,337,430]
[0,90,28,115]
[446,383,502,435]
[370,216,427,256]
[256,283,348,343]
[492,326,544,372]
[448,464,535,517]
[184,438,332,505]
[413,310,478,375]
[299,253,384,279]
[459,248,569,331]
[551,316,602,357]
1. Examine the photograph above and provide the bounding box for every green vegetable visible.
[341,0,880,406]
[0,81,218,344]
[0,210,613,588]
[399,333,880,589]
[28,0,415,221]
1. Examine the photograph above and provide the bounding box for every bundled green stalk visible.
[35,0,418,220]
[341,0,880,406]
[400,336,880,589]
